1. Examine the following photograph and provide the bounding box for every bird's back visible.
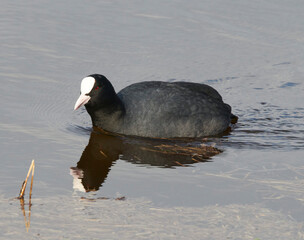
[117,81,231,138]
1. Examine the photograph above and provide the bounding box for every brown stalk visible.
[18,160,35,199]
[18,160,35,232]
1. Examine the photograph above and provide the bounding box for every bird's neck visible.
[86,96,125,133]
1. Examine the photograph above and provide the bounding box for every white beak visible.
[74,94,91,110]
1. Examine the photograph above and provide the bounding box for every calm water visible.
[1,0,304,239]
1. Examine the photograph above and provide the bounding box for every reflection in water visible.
[71,128,222,192]
[19,198,31,232]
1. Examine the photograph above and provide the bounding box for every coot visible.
[74,74,237,138]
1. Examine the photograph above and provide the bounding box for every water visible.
[1,0,304,239]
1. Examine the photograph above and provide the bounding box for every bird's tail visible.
[230,113,238,124]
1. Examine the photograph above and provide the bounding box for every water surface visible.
[0,0,304,239]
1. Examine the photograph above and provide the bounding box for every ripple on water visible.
[225,103,304,150]
[27,79,92,138]
[65,124,92,136]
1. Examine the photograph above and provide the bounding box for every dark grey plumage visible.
[77,74,237,138]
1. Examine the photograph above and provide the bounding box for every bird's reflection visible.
[71,127,222,192]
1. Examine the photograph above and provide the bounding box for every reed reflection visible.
[71,127,222,192]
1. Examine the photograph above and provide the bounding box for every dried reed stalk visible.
[18,160,35,199]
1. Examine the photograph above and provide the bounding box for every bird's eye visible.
[95,86,99,90]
